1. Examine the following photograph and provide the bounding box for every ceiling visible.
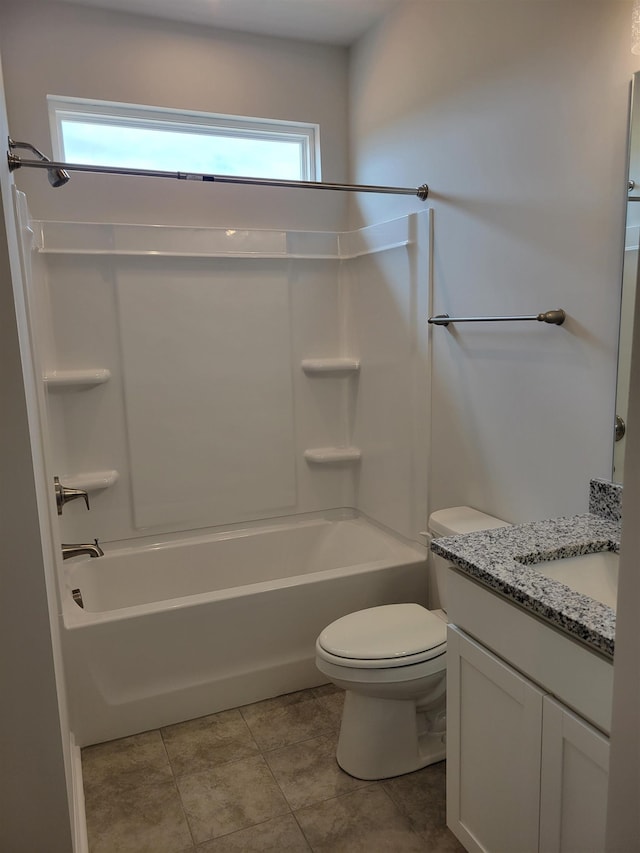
[57,0,404,46]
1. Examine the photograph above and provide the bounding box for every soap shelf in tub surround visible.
[60,470,119,492]
[431,512,620,658]
[301,358,360,375]
[44,368,111,388]
[304,447,362,464]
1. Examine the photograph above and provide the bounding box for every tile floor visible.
[81,684,465,852]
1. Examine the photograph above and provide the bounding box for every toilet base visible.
[335,689,447,781]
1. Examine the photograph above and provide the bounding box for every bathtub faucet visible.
[62,539,104,560]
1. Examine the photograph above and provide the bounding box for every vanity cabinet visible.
[447,626,609,853]
[447,626,543,852]
[539,696,609,853]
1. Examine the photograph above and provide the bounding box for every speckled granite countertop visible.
[431,488,621,658]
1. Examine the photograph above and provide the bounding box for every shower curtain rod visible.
[7,153,430,200]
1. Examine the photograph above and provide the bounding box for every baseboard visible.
[70,732,88,853]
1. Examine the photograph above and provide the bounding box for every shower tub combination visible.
[60,512,427,746]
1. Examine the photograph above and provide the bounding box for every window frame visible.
[47,95,321,181]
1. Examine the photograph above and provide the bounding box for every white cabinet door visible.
[447,626,545,853]
[539,696,609,853]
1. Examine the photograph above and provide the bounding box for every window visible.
[48,96,320,181]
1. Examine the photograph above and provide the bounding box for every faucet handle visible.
[54,476,90,515]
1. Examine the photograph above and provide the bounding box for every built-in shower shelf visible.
[301,358,360,375]
[44,369,111,388]
[304,447,362,464]
[60,470,119,491]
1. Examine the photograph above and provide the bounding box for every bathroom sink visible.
[524,550,618,610]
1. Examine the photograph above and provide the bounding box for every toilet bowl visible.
[315,507,510,781]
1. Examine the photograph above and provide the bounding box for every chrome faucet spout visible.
[61,539,104,560]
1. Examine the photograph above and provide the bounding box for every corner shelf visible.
[44,369,111,389]
[301,358,360,376]
[59,470,119,491]
[304,447,362,464]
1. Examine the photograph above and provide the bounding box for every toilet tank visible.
[428,507,510,612]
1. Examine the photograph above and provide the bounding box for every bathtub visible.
[60,513,427,746]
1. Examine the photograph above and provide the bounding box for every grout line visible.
[261,750,294,814]
[290,810,315,852]
[171,774,198,850]
[158,730,199,850]
[256,724,338,756]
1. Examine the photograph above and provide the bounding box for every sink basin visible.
[524,550,618,610]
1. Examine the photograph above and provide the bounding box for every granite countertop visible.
[431,510,620,659]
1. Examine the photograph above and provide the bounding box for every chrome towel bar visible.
[428,309,566,327]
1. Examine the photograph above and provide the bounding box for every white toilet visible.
[315,507,509,780]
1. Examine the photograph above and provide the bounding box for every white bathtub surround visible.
[347,213,431,543]
[61,513,427,745]
[35,211,431,547]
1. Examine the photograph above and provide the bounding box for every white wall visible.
[0,0,349,231]
[349,0,634,523]
[0,63,74,852]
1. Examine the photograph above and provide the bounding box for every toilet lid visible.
[318,604,446,661]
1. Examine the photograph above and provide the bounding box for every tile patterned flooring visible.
[82,684,465,852]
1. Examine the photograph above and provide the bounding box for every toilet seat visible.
[317,604,446,670]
